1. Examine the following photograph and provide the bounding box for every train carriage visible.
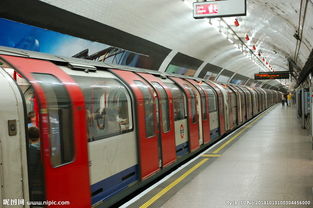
[0,48,281,208]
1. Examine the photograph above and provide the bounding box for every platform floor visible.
[125,105,313,208]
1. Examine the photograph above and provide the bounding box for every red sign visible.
[193,0,246,19]
[195,4,218,15]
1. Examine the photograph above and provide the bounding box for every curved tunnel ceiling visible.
[39,0,313,89]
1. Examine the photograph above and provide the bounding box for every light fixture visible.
[234,19,240,27]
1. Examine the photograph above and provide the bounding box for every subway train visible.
[0,47,281,207]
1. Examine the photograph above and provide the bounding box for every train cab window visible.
[134,81,156,138]
[166,83,187,121]
[32,73,74,167]
[72,76,133,141]
[151,82,170,133]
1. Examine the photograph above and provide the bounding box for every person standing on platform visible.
[287,93,292,106]
[281,94,286,106]
[284,93,288,106]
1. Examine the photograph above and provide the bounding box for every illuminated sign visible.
[195,3,218,15]
[193,0,246,19]
[254,71,290,80]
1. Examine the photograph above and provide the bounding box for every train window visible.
[231,93,236,108]
[166,83,186,121]
[24,87,35,113]
[72,76,133,141]
[134,81,156,138]
[151,82,170,133]
[32,73,74,167]
[184,84,198,123]
[208,92,217,112]
[201,85,217,112]
[198,88,207,120]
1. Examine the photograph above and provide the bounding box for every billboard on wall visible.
[166,64,197,76]
[0,18,152,68]
[193,0,246,19]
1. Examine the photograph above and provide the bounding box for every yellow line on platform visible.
[202,154,221,157]
[139,158,209,208]
[212,127,247,154]
[139,107,273,208]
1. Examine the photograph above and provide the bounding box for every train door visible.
[229,85,242,125]
[231,89,238,127]
[259,88,267,110]
[247,87,258,116]
[214,83,230,132]
[1,55,91,207]
[170,77,200,152]
[242,87,252,120]
[164,82,189,156]
[110,70,160,179]
[224,86,236,130]
[236,86,248,121]
[236,87,246,123]
[253,89,259,115]
[199,83,220,141]
[0,66,28,207]
[254,89,260,112]
[256,89,263,112]
[206,81,226,135]
[187,79,211,144]
[136,73,176,167]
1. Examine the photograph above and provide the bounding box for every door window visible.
[184,85,198,123]
[134,81,156,138]
[201,85,217,112]
[151,82,170,133]
[32,73,74,167]
[166,83,187,121]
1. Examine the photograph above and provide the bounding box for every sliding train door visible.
[206,81,226,135]
[111,70,160,179]
[137,72,176,167]
[186,79,211,144]
[169,77,200,152]
[1,55,91,207]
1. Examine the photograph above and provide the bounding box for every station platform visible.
[122,105,313,208]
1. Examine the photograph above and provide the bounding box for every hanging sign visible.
[254,71,290,80]
[193,0,246,19]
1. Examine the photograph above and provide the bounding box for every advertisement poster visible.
[0,18,150,68]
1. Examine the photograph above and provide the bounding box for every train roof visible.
[0,46,202,81]
[0,46,280,92]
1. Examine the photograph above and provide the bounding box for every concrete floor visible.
[160,105,313,208]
